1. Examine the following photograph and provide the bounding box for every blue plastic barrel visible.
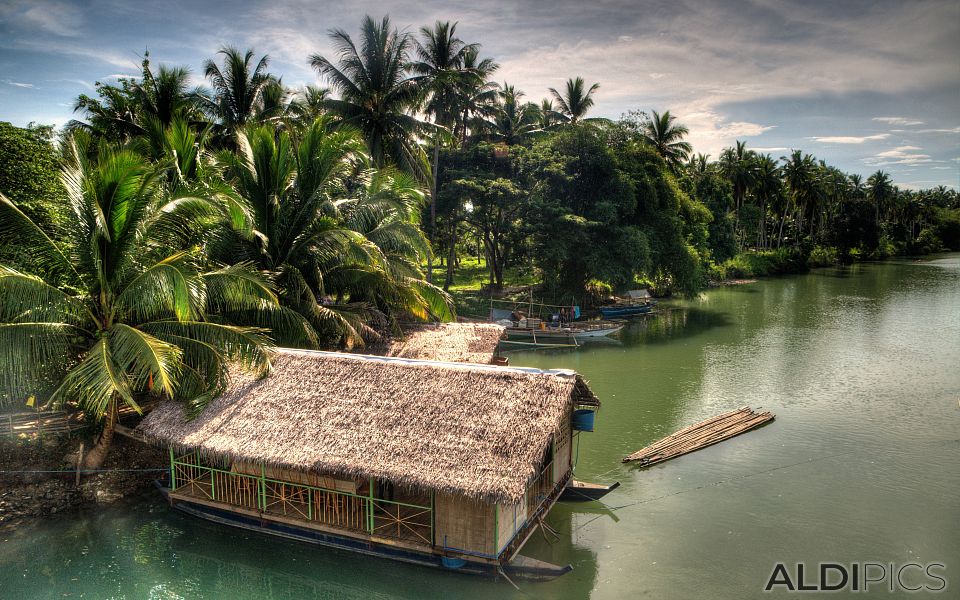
[572,409,595,432]
[441,556,467,569]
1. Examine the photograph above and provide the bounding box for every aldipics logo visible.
[764,562,948,593]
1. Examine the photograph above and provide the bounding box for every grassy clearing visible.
[428,256,540,318]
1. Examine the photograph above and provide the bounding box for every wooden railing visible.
[171,454,432,545]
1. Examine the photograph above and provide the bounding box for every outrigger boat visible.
[502,320,625,346]
[137,349,603,581]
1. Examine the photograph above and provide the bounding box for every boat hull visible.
[559,480,621,502]
[154,482,571,581]
[504,324,624,342]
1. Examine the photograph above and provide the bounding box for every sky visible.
[1,0,958,189]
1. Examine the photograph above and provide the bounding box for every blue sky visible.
[1,0,957,189]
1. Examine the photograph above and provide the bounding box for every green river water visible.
[2,255,958,599]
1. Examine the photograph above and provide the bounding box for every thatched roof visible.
[372,322,504,364]
[138,350,598,503]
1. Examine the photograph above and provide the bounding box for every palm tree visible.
[719,141,756,212]
[487,83,539,144]
[0,139,277,468]
[202,46,274,132]
[409,21,478,282]
[549,77,599,123]
[70,53,203,143]
[309,16,428,180]
[452,47,499,142]
[781,150,820,240]
[642,110,693,171]
[849,173,866,198]
[867,170,894,227]
[213,119,451,346]
[752,154,781,248]
[536,98,565,131]
[329,168,454,325]
[288,86,330,130]
[133,55,205,129]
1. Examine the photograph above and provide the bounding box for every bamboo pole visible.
[624,407,774,465]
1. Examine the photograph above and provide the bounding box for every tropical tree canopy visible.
[310,16,429,180]
[549,77,600,123]
[641,110,693,170]
[0,138,279,467]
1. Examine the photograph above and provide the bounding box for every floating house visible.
[137,346,600,579]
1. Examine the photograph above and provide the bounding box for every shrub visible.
[808,246,837,267]
[583,279,613,307]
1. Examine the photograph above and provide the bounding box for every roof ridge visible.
[275,347,580,379]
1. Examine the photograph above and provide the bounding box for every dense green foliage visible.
[0,122,64,270]
[7,16,959,306]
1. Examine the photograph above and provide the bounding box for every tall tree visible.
[641,110,693,171]
[867,170,894,227]
[202,46,274,132]
[310,16,428,179]
[752,154,781,249]
[410,21,478,282]
[549,77,600,123]
[487,83,538,145]
[0,139,277,467]
[781,150,820,240]
[213,120,451,345]
[452,47,499,142]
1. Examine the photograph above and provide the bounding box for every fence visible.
[171,453,433,546]
[0,410,79,439]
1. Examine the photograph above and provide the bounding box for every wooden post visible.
[75,442,84,486]
[169,448,176,490]
[368,478,375,535]
[260,464,266,512]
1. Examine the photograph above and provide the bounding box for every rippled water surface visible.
[2,255,958,599]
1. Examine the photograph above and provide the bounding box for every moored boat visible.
[559,479,621,502]
[502,321,625,346]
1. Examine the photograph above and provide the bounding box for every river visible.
[1,255,958,599]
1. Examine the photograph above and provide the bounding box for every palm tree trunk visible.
[444,222,458,291]
[427,133,441,284]
[82,398,118,470]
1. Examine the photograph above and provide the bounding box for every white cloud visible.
[809,134,890,144]
[914,126,960,134]
[872,117,924,126]
[18,1,84,37]
[2,79,34,88]
[864,145,933,166]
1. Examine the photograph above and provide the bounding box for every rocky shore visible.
[0,435,166,531]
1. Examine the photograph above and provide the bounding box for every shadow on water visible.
[618,307,732,347]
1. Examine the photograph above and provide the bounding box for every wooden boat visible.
[599,304,653,318]
[558,480,621,502]
[138,350,605,582]
[503,321,624,345]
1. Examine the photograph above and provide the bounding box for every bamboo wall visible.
[496,500,525,554]
[433,492,496,556]
[553,409,573,485]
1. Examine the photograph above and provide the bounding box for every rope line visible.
[0,468,168,475]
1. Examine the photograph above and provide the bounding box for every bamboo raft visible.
[623,406,774,466]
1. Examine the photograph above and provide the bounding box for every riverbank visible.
[0,435,165,531]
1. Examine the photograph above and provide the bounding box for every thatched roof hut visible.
[371,322,505,364]
[138,350,597,503]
